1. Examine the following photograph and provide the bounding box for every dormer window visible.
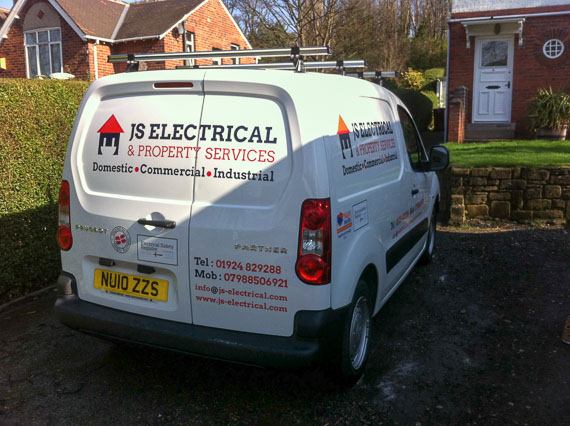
[25,28,62,78]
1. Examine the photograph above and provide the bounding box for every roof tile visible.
[5,0,213,42]
[116,0,203,40]
[54,0,127,39]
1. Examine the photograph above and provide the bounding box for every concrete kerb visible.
[0,285,56,313]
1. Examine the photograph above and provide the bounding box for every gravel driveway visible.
[1,223,568,424]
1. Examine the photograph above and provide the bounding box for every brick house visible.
[446,0,570,142]
[0,0,252,80]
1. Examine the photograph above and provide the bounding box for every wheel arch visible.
[359,264,379,315]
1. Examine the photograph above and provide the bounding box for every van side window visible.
[397,106,427,171]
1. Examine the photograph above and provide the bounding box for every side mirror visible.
[429,146,450,171]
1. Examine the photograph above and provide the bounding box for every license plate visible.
[94,269,168,302]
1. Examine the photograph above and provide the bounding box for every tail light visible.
[295,198,331,284]
[57,180,73,251]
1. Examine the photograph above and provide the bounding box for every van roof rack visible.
[176,59,367,73]
[109,46,335,73]
[107,45,388,77]
[346,70,401,85]
[347,71,400,79]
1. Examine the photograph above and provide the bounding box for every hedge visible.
[392,88,434,131]
[0,79,89,304]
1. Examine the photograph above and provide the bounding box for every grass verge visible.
[447,140,570,168]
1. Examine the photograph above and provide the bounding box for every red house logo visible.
[338,115,353,160]
[98,115,124,155]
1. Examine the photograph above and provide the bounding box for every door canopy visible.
[461,17,525,48]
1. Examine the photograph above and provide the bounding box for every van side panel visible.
[323,97,406,310]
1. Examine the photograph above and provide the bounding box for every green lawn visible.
[447,140,570,168]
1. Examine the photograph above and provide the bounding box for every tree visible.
[230,0,344,48]
[223,0,451,71]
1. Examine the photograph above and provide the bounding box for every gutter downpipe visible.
[444,21,451,143]
[93,40,99,80]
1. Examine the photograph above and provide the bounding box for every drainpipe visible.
[93,40,99,80]
[444,21,451,143]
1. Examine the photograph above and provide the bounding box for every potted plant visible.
[528,86,570,140]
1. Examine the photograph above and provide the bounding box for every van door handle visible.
[411,188,419,195]
[137,219,176,229]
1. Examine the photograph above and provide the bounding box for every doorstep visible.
[465,122,516,141]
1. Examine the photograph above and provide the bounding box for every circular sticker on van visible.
[110,226,131,253]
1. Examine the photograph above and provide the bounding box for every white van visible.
[55,47,449,385]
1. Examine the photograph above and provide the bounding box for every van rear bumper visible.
[54,272,345,369]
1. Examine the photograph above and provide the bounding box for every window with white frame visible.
[543,39,564,59]
[231,43,240,65]
[184,31,195,67]
[25,28,62,78]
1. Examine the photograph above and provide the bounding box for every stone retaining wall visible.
[446,167,570,224]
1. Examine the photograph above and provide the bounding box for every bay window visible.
[25,28,62,78]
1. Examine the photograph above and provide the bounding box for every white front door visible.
[472,36,514,122]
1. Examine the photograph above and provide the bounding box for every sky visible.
[0,0,140,10]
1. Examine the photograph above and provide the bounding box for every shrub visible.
[392,88,433,131]
[528,86,570,131]
[399,69,425,91]
[0,79,88,303]
[422,90,439,110]
[422,68,445,92]
[380,78,399,92]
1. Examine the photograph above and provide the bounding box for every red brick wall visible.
[61,20,89,79]
[448,87,470,143]
[448,7,570,139]
[92,42,114,79]
[447,22,475,128]
[162,31,185,69]
[110,38,171,73]
[511,15,569,137]
[107,0,253,73]
[186,0,254,65]
[0,0,89,79]
[0,15,27,78]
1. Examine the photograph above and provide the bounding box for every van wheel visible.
[421,208,437,264]
[335,280,371,386]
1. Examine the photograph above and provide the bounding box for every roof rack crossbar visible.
[108,46,332,64]
[347,71,400,79]
[176,59,367,71]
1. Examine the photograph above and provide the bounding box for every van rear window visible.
[79,93,205,202]
[192,94,291,208]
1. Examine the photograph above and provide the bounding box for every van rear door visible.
[69,73,206,324]
[187,72,330,337]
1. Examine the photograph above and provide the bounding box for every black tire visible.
[333,280,372,387]
[421,207,437,264]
